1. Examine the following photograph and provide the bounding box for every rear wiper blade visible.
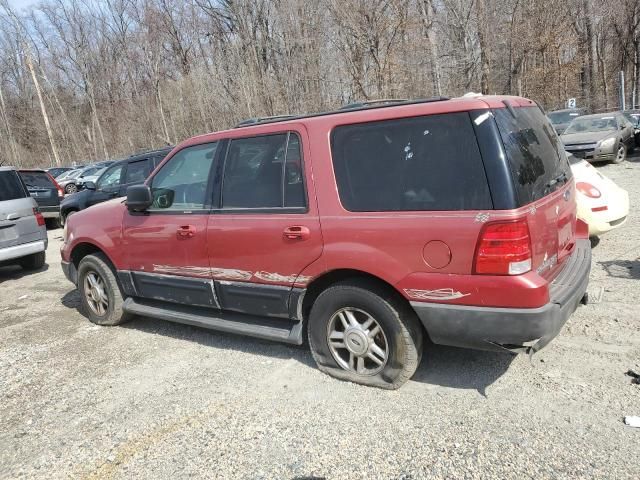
[545,171,568,189]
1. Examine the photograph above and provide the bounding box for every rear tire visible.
[19,251,46,271]
[77,253,131,326]
[612,143,627,164]
[308,280,423,389]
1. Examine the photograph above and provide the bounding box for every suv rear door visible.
[493,105,576,279]
[0,170,41,250]
[18,170,60,211]
[207,129,322,318]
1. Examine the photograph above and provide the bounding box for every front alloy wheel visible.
[613,143,627,164]
[83,271,109,316]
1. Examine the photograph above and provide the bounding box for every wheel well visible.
[302,269,410,320]
[70,242,106,269]
[62,208,78,218]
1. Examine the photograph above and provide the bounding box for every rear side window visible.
[19,171,54,188]
[221,132,306,209]
[494,106,571,204]
[331,112,492,211]
[0,171,27,201]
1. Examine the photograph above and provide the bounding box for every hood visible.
[561,130,617,145]
[61,188,90,207]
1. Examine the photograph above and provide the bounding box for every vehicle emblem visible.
[475,212,490,223]
[563,189,570,201]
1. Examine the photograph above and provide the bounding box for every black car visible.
[18,169,63,228]
[46,166,74,178]
[60,147,172,224]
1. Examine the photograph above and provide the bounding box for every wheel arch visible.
[301,268,420,327]
[70,241,115,271]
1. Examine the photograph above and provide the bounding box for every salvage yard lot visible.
[1,161,639,479]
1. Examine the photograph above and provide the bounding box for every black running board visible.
[122,297,304,345]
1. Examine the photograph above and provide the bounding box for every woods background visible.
[1,0,640,167]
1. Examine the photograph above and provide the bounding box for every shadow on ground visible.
[0,263,49,283]
[60,290,515,393]
[599,258,640,280]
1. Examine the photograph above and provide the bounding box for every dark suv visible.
[61,96,591,389]
[60,148,171,224]
[18,169,64,228]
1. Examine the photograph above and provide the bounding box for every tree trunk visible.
[0,83,20,166]
[25,50,60,167]
[476,0,490,94]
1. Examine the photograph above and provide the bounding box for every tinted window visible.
[331,113,492,211]
[222,133,305,209]
[493,106,571,204]
[19,171,54,188]
[150,142,218,211]
[97,164,124,189]
[125,159,151,184]
[0,171,27,201]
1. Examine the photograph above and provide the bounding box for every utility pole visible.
[620,70,626,111]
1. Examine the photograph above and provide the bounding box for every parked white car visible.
[569,154,629,237]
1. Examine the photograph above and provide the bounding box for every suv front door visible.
[121,142,220,307]
[207,129,322,318]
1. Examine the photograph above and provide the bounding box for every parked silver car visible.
[0,166,48,270]
[560,112,635,164]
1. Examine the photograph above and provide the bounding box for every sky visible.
[7,0,39,12]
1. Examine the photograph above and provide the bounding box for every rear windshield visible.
[0,171,27,201]
[547,111,582,124]
[19,171,55,188]
[330,112,493,211]
[493,106,571,205]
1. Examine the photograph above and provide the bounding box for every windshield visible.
[564,117,617,134]
[63,170,82,179]
[548,111,582,124]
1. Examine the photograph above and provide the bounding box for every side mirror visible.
[85,181,96,190]
[126,184,153,212]
[620,124,626,130]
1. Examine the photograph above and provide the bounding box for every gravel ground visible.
[1,158,639,480]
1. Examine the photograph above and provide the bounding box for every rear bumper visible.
[38,205,61,218]
[412,239,591,354]
[0,240,46,263]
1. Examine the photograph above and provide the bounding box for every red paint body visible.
[61,95,584,310]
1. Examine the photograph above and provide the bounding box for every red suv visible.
[61,96,591,389]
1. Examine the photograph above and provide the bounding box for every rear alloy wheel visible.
[308,280,423,389]
[77,253,131,326]
[613,143,627,164]
[65,183,77,194]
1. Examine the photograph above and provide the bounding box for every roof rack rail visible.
[231,96,452,129]
[339,98,409,110]
[234,115,296,128]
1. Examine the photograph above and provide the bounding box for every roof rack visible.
[233,96,451,129]
[235,115,296,128]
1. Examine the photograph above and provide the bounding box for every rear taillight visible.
[474,220,532,275]
[47,172,64,198]
[33,208,45,226]
[576,182,601,198]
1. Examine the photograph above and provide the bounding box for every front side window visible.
[221,133,305,209]
[97,164,124,190]
[150,142,218,211]
[125,159,152,184]
[331,113,492,211]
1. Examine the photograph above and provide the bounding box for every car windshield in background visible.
[564,117,617,134]
[82,167,99,176]
[548,111,581,124]
[0,171,26,201]
[19,171,54,188]
[493,106,570,205]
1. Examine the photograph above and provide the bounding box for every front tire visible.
[308,280,423,389]
[77,253,131,326]
[19,251,46,271]
[612,143,627,164]
[65,183,77,194]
